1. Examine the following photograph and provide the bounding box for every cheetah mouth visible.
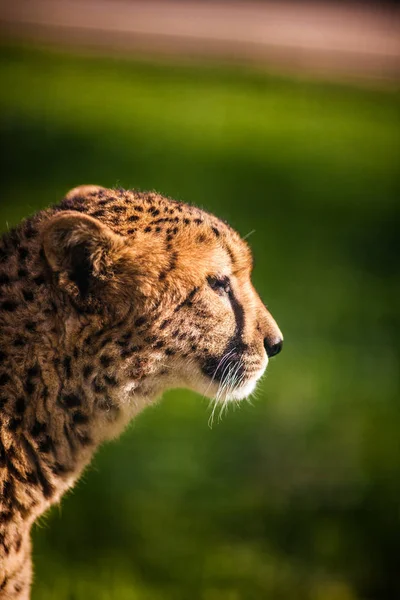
[200,349,267,401]
[201,353,245,382]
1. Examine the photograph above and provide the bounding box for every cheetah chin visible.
[0,185,282,598]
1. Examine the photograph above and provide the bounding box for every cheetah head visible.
[42,186,283,407]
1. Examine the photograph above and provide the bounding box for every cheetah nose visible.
[264,337,283,358]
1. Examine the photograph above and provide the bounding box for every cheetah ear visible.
[41,211,124,304]
[64,184,106,201]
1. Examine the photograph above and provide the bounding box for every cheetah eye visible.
[207,276,231,295]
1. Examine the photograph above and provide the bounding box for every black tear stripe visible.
[202,282,247,382]
[228,286,245,340]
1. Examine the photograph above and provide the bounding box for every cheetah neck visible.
[0,220,168,596]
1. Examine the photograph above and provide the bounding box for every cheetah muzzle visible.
[0,185,282,598]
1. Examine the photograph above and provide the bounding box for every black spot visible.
[38,436,53,454]
[127,228,137,235]
[13,336,26,347]
[120,345,141,358]
[1,300,18,312]
[2,479,13,501]
[134,316,147,327]
[92,209,105,217]
[25,321,36,332]
[0,511,13,524]
[0,373,10,386]
[92,378,105,393]
[165,348,175,356]
[128,215,139,222]
[0,577,8,591]
[77,433,92,446]
[197,233,207,243]
[8,417,22,432]
[22,289,34,302]
[72,411,89,424]
[83,334,93,347]
[159,319,171,330]
[51,462,70,475]
[100,355,113,368]
[0,351,6,364]
[116,339,129,348]
[31,420,47,437]
[83,364,94,379]
[153,340,164,349]
[62,356,72,378]
[15,397,25,414]
[18,268,28,278]
[25,380,35,395]
[155,226,161,233]
[27,364,40,378]
[144,335,157,344]
[158,271,167,281]
[149,208,160,216]
[184,218,190,225]
[61,393,81,408]
[144,226,152,233]
[24,223,37,239]
[33,274,45,286]
[0,273,10,285]
[212,227,220,237]
[104,374,118,387]
[18,247,29,260]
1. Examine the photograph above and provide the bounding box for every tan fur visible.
[0,186,282,598]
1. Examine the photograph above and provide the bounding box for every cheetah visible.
[0,185,283,598]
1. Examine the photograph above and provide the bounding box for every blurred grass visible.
[0,43,399,600]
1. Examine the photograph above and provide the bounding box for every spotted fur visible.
[0,185,282,598]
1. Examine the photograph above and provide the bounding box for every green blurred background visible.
[0,40,399,600]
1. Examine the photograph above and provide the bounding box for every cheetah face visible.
[42,186,283,405]
[150,241,283,403]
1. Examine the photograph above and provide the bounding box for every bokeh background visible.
[0,1,399,599]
